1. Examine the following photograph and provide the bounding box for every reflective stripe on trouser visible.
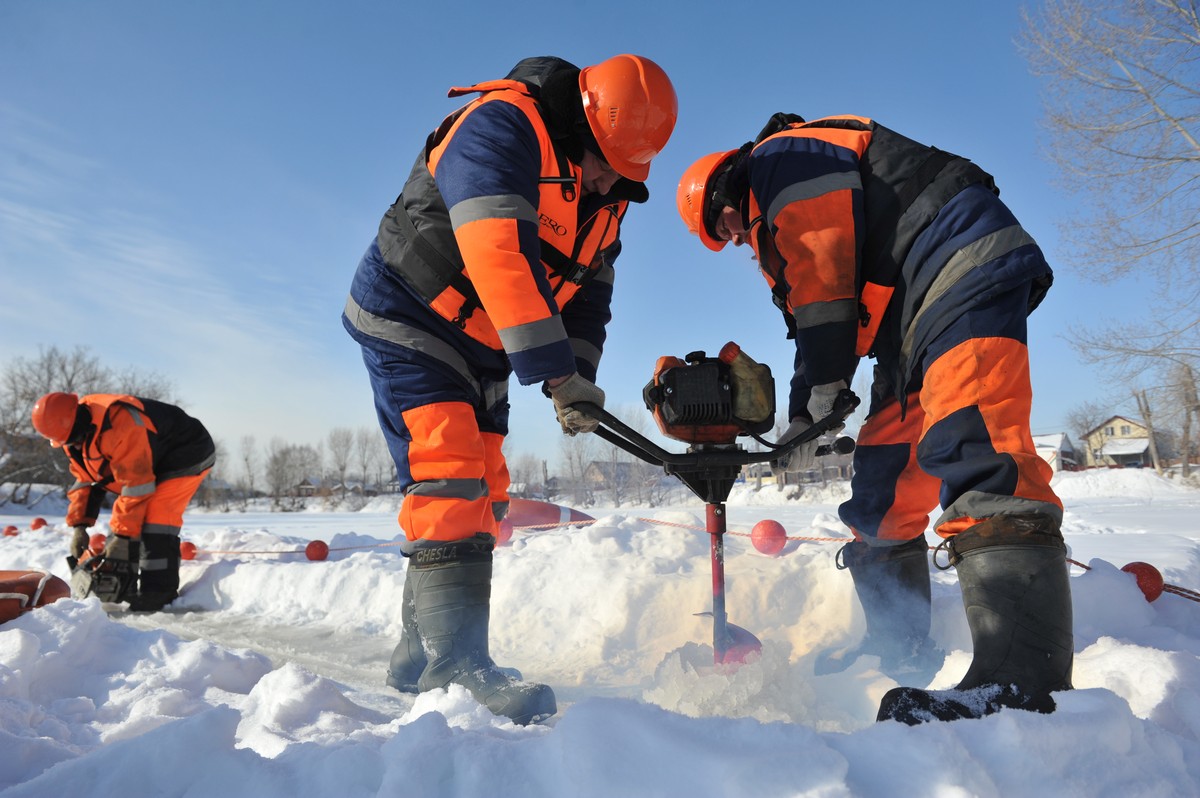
[360,346,510,552]
[839,287,1061,542]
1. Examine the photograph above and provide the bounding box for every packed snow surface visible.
[2,468,1199,796]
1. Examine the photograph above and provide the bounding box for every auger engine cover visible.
[642,344,775,444]
[68,555,137,604]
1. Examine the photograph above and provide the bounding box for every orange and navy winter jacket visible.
[743,116,1053,419]
[64,395,215,539]
[343,57,634,387]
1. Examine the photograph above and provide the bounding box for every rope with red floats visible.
[21,515,1199,604]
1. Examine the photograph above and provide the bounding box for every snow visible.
[2,468,1199,796]
[1098,439,1151,456]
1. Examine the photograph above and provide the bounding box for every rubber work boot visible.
[815,536,943,679]
[385,575,426,693]
[877,514,1074,724]
[128,532,180,612]
[409,537,556,725]
[386,573,524,694]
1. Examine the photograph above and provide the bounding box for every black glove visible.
[103,534,140,564]
[70,526,90,560]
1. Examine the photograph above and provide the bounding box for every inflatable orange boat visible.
[0,570,71,624]
[505,498,593,528]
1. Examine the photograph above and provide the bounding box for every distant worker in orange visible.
[31,392,215,611]
[677,113,1071,724]
[343,54,677,724]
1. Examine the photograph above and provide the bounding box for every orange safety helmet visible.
[31,392,80,447]
[676,150,738,252]
[578,54,678,182]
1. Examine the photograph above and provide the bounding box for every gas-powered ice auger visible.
[574,343,858,666]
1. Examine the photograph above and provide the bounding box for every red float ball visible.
[750,519,788,556]
[305,540,329,561]
[89,533,107,551]
[496,519,514,547]
[180,541,198,560]
[30,517,47,530]
[1121,561,1165,602]
[2,526,18,537]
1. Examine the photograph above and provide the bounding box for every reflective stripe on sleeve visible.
[497,314,568,355]
[449,194,538,230]
[569,337,601,372]
[792,297,860,329]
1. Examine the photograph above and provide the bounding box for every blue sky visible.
[0,0,1154,467]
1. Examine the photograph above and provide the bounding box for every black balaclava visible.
[66,405,91,449]
[537,67,594,165]
[537,66,649,203]
[703,142,753,241]
[702,113,806,239]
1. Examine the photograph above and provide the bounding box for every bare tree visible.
[1171,362,1200,477]
[1,345,106,435]
[558,433,595,507]
[1133,389,1165,474]
[506,450,542,498]
[239,435,259,508]
[327,427,355,500]
[1020,0,1200,291]
[0,345,177,502]
[1064,400,1109,467]
[354,427,379,491]
[1021,1,1200,400]
[372,434,395,493]
[198,438,230,509]
[265,439,322,510]
[614,404,652,506]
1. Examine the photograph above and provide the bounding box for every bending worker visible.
[677,112,1071,724]
[342,55,677,725]
[31,392,215,612]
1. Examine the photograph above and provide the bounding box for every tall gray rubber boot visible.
[385,574,425,693]
[877,515,1074,724]
[410,537,556,725]
[127,532,179,612]
[387,559,526,694]
[815,536,941,678]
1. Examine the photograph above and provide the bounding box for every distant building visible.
[1082,416,1152,468]
[1032,433,1079,473]
[583,461,642,490]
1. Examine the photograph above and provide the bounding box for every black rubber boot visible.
[877,515,1074,724]
[385,575,425,693]
[815,536,942,678]
[409,537,556,725]
[129,532,179,612]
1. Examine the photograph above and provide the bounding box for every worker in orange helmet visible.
[677,113,1071,725]
[31,392,215,611]
[342,55,677,725]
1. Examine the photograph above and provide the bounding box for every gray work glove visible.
[807,380,848,434]
[103,534,140,564]
[70,526,90,560]
[771,419,820,476]
[547,373,605,436]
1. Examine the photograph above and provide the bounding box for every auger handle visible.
[575,391,857,469]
